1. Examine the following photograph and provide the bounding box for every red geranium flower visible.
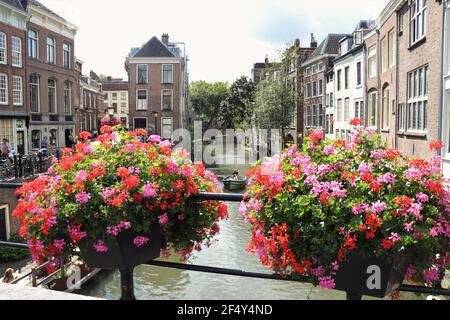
[79,131,92,141]
[100,125,113,134]
[349,118,363,126]
[430,140,444,152]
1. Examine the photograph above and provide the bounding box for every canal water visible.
[81,143,421,300]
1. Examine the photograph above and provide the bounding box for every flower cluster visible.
[242,125,450,289]
[14,126,228,265]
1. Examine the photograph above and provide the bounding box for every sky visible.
[36,0,388,83]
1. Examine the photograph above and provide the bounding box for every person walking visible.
[41,136,49,149]
[2,139,14,163]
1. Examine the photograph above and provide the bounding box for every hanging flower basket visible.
[242,124,450,298]
[13,126,229,274]
[333,252,410,298]
[79,225,163,270]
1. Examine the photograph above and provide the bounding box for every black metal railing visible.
[0,152,59,182]
[0,189,450,300]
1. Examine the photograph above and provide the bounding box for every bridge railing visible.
[0,187,450,300]
[0,151,58,182]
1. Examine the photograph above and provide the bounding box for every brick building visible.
[75,59,102,135]
[443,0,450,176]
[26,0,78,149]
[125,34,188,139]
[251,57,281,88]
[0,0,29,156]
[396,0,443,158]
[362,1,402,149]
[302,34,350,134]
[101,78,129,129]
[285,36,316,143]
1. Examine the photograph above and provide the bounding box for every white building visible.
[441,0,450,176]
[333,21,373,141]
[325,70,335,139]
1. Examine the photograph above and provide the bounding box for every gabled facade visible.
[75,60,102,135]
[334,21,374,141]
[26,0,79,149]
[364,0,400,147]
[0,0,30,155]
[285,36,316,143]
[302,33,350,135]
[125,34,188,139]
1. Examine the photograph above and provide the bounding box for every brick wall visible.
[128,62,182,135]
[27,22,78,148]
[0,22,27,115]
[396,1,443,158]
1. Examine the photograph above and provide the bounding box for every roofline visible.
[0,1,31,19]
[301,54,338,67]
[126,56,184,63]
[333,44,364,63]
[80,81,100,93]
[29,3,78,32]
[377,0,408,28]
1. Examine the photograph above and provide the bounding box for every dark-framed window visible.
[28,29,38,59]
[162,64,173,84]
[137,64,148,84]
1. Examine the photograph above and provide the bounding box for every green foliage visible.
[219,76,256,129]
[0,234,30,263]
[189,81,229,130]
[254,65,295,143]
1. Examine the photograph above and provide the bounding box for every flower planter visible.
[79,224,163,271]
[334,253,409,298]
[47,277,70,292]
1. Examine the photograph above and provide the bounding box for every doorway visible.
[16,131,25,155]
[0,205,9,241]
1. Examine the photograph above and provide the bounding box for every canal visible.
[80,142,421,300]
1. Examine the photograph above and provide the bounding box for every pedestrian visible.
[41,136,49,149]
[2,268,15,284]
[2,139,14,163]
[66,135,75,149]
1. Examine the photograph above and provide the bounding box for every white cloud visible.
[36,0,387,83]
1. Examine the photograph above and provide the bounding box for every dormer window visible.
[354,31,362,45]
[341,42,347,55]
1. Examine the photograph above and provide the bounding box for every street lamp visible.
[153,111,159,135]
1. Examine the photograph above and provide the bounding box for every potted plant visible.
[13,126,228,274]
[241,122,449,298]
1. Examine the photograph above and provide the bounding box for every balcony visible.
[65,115,74,122]
[49,115,59,122]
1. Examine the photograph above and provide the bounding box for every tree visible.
[219,76,256,129]
[189,81,229,131]
[254,64,295,147]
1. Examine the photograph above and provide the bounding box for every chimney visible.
[310,33,318,48]
[161,33,169,45]
[295,38,300,48]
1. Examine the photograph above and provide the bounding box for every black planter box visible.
[79,224,163,270]
[334,253,409,298]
